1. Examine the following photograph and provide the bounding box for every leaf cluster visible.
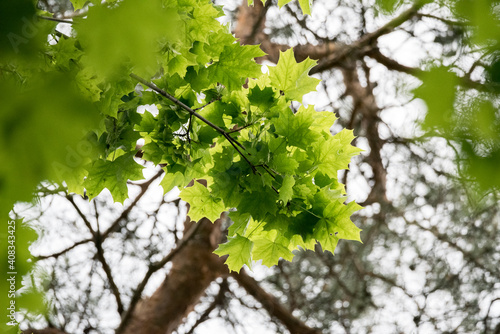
[1,0,362,277]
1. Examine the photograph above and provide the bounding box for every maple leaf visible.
[214,235,253,273]
[270,153,299,174]
[269,48,320,102]
[248,85,276,110]
[311,129,363,178]
[298,104,337,136]
[179,180,226,223]
[210,43,266,90]
[238,187,279,221]
[274,107,320,150]
[279,175,295,203]
[252,236,294,267]
[313,200,362,254]
[84,153,144,203]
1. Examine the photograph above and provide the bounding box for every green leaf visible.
[248,85,276,110]
[210,43,266,90]
[49,37,83,70]
[274,106,320,150]
[270,153,299,174]
[0,72,99,218]
[0,0,44,55]
[160,169,186,194]
[300,104,336,135]
[252,236,294,267]
[414,67,458,132]
[374,0,403,14]
[278,0,292,7]
[269,48,320,101]
[214,234,253,273]
[298,0,312,15]
[75,0,178,77]
[278,0,312,15]
[181,0,224,44]
[179,180,226,223]
[287,211,321,242]
[75,67,103,103]
[70,0,90,10]
[311,129,362,178]
[84,153,144,203]
[228,211,251,236]
[135,110,158,133]
[238,187,279,221]
[313,200,362,254]
[279,175,295,203]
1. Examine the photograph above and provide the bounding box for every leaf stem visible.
[227,122,257,134]
[192,96,222,111]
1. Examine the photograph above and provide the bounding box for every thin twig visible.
[66,195,96,235]
[115,221,203,334]
[38,15,73,24]
[102,168,164,239]
[130,73,227,134]
[130,73,258,173]
[187,114,193,143]
[227,122,257,134]
[94,231,125,315]
[192,97,222,111]
[37,170,162,260]
[416,12,468,26]
[312,0,427,74]
[222,132,257,173]
[36,238,92,260]
[185,279,228,334]
[66,195,124,315]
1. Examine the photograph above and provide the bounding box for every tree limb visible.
[311,0,427,74]
[232,270,321,334]
[115,220,204,334]
[120,216,228,334]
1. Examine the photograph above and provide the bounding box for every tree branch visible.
[311,0,427,74]
[185,279,228,334]
[36,238,92,260]
[115,221,203,334]
[66,195,125,315]
[102,168,164,239]
[232,270,321,334]
[94,231,125,315]
[38,16,73,24]
[129,73,259,173]
[120,216,227,334]
[130,73,226,134]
